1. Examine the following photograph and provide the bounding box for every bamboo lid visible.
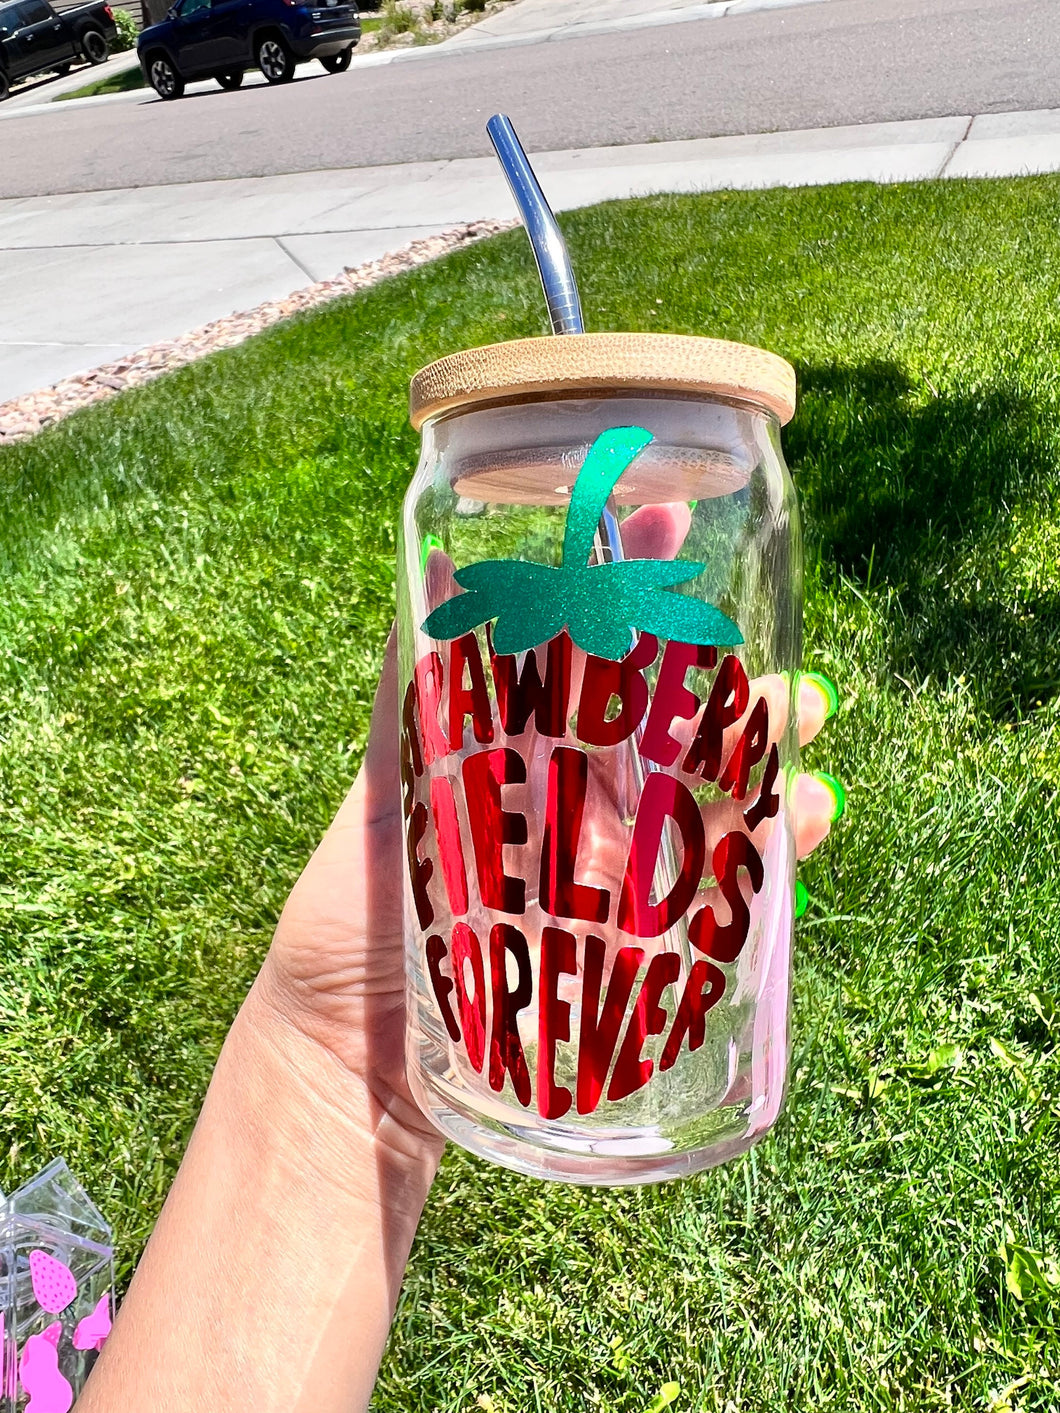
[409,332,796,430]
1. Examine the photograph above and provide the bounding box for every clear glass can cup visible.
[398,332,801,1185]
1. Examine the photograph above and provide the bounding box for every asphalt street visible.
[0,0,1055,198]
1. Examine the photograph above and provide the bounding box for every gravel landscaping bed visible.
[0,219,512,445]
[358,0,518,52]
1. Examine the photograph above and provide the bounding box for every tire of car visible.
[0,70,9,103]
[81,28,109,64]
[255,33,295,83]
[319,47,351,73]
[215,68,244,88]
[147,51,184,99]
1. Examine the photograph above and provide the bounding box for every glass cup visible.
[398,332,800,1185]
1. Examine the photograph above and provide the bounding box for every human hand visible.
[79,505,841,1413]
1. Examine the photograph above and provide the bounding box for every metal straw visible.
[485,114,674,883]
[486,114,624,560]
[486,114,584,337]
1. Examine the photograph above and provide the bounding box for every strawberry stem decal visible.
[421,426,743,659]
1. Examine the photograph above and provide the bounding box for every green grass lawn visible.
[2,177,1060,1411]
[55,63,145,100]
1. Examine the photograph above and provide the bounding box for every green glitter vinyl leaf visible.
[421,425,742,660]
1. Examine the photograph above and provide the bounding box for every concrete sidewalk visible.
[3,107,1060,403]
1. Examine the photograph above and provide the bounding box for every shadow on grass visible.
[788,360,1060,719]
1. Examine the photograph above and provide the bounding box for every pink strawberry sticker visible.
[72,1296,111,1353]
[28,1253,77,1316]
[19,1326,72,1413]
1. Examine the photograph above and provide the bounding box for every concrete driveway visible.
[443,0,744,43]
[3,47,140,109]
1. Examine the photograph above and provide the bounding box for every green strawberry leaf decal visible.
[422,425,743,660]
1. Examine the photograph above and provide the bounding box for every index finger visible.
[799,673,839,747]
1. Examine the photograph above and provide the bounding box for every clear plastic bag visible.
[0,1159,114,1411]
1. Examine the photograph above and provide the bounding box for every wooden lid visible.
[451,443,751,505]
[409,332,796,430]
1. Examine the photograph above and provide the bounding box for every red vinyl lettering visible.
[429,776,469,917]
[682,654,749,783]
[658,959,726,1070]
[608,950,682,1102]
[689,832,765,964]
[425,934,461,1042]
[743,743,781,831]
[617,770,705,939]
[400,679,423,786]
[462,748,527,914]
[576,633,658,748]
[639,641,717,767]
[576,936,644,1115]
[414,651,449,767]
[490,629,573,738]
[718,696,769,801]
[540,746,610,925]
[450,923,487,1073]
[405,801,434,929]
[488,924,533,1107]
[538,927,577,1119]
[448,633,495,751]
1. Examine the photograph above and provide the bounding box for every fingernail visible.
[794,880,809,918]
[812,770,847,822]
[420,533,444,573]
[804,671,840,720]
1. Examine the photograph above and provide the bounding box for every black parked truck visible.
[0,0,117,98]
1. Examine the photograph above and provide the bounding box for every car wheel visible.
[81,28,109,64]
[215,68,244,89]
[148,53,184,98]
[256,34,294,83]
[319,47,351,73]
[0,71,9,103]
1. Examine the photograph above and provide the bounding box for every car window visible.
[16,0,52,23]
[173,0,208,17]
[0,4,15,33]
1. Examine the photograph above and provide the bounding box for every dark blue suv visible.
[137,0,359,98]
